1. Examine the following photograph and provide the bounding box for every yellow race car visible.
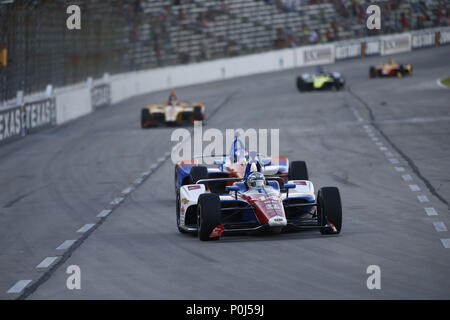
[141,90,205,128]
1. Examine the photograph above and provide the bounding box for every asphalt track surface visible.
[1,46,449,300]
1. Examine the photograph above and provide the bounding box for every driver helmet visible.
[247,172,265,188]
[168,89,178,105]
[316,65,324,75]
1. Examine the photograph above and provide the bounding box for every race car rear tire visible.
[369,67,376,78]
[289,161,309,181]
[193,106,203,121]
[197,194,221,241]
[190,166,208,185]
[318,187,342,234]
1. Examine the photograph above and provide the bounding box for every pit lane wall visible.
[1,27,449,145]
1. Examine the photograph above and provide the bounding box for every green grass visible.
[441,77,450,87]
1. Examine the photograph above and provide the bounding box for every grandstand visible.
[0,0,448,102]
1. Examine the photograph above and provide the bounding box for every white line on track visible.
[110,197,124,206]
[384,152,393,157]
[441,239,450,248]
[133,177,144,185]
[121,187,134,195]
[150,164,158,170]
[97,209,112,218]
[165,151,171,157]
[380,146,388,151]
[375,142,383,146]
[395,166,405,172]
[402,174,413,181]
[417,195,430,203]
[433,222,448,232]
[7,280,32,294]
[389,158,400,164]
[36,257,58,269]
[157,157,165,163]
[77,223,95,233]
[408,184,421,192]
[56,240,76,250]
[425,207,438,216]
[372,137,379,142]
[350,107,364,122]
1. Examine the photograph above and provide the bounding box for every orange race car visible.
[369,57,413,78]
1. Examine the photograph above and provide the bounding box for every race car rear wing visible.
[195,177,243,184]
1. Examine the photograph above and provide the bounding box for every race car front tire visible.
[318,187,342,234]
[141,109,151,128]
[197,194,222,241]
[193,106,204,121]
[190,165,208,185]
[289,161,309,181]
[296,78,308,92]
[369,67,377,78]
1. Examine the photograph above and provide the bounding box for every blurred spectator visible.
[308,29,318,43]
[285,26,296,46]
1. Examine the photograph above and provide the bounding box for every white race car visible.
[176,158,342,241]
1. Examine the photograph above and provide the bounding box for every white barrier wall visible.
[110,48,295,104]
[380,33,412,56]
[295,44,335,66]
[55,84,91,125]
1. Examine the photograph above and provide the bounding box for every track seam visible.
[347,86,450,211]
[15,91,237,299]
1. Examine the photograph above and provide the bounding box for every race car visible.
[296,66,345,92]
[369,57,413,78]
[141,90,205,128]
[174,134,296,196]
[176,157,342,241]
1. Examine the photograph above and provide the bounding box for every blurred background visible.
[0,0,448,102]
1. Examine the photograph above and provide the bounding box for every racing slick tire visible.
[369,67,377,78]
[289,161,309,180]
[296,78,307,92]
[318,187,342,234]
[190,166,208,185]
[141,109,151,128]
[193,106,203,121]
[197,194,222,241]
